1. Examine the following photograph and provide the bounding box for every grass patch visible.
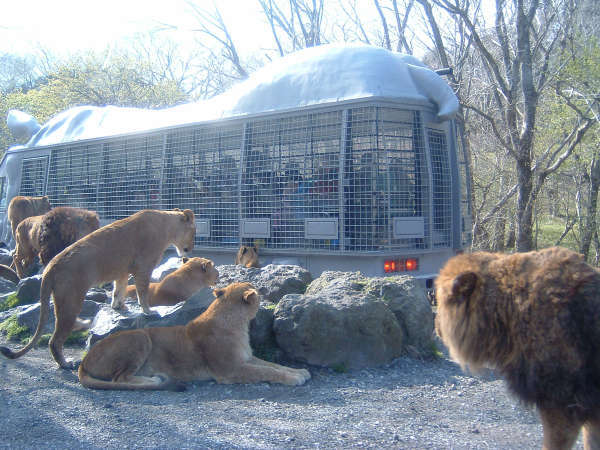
[34,330,89,347]
[0,293,22,312]
[534,218,578,252]
[0,316,30,341]
[331,362,348,373]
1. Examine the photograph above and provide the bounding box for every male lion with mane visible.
[435,246,600,450]
[7,195,51,240]
[117,256,219,308]
[0,208,196,370]
[38,206,100,265]
[78,282,311,390]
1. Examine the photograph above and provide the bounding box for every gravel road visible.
[0,338,584,449]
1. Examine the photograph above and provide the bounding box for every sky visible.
[0,0,273,58]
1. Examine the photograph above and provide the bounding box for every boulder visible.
[216,264,312,302]
[14,299,101,335]
[15,275,42,305]
[0,249,13,267]
[362,276,435,356]
[0,277,17,295]
[273,271,434,369]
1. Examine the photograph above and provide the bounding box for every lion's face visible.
[183,257,219,287]
[212,282,260,317]
[236,245,258,267]
[172,209,196,257]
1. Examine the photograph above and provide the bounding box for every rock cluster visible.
[0,255,435,370]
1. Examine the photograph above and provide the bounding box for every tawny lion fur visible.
[13,215,43,278]
[38,206,100,265]
[7,195,51,240]
[435,246,600,450]
[78,282,311,390]
[0,208,196,370]
[235,244,260,268]
[118,257,219,308]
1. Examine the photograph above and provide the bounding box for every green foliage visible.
[0,316,30,341]
[0,293,22,312]
[1,48,190,154]
[35,330,89,347]
[331,363,348,373]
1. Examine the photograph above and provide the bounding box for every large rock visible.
[15,276,42,305]
[0,277,17,295]
[14,299,101,335]
[361,276,435,356]
[216,264,312,302]
[273,271,434,369]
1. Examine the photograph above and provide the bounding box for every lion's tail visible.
[0,263,20,284]
[78,366,185,391]
[0,270,52,360]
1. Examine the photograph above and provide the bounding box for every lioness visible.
[13,214,44,278]
[435,247,600,450]
[7,195,51,240]
[0,208,196,369]
[235,244,260,268]
[78,282,311,390]
[116,257,219,308]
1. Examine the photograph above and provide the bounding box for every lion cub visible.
[235,244,260,268]
[116,257,219,308]
[435,247,600,450]
[79,282,311,390]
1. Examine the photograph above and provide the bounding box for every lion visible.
[13,214,44,278]
[7,195,51,240]
[12,207,100,278]
[0,208,196,370]
[435,246,600,450]
[235,244,260,268]
[78,282,311,390]
[116,257,219,308]
[38,206,100,265]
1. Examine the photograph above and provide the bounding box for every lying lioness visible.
[115,257,219,308]
[78,282,311,390]
[0,209,196,370]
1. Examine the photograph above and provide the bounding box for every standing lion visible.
[435,247,600,450]
[7,195,51,240]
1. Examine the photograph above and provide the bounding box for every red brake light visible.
[383,258,419,273]
[405,258,418,271]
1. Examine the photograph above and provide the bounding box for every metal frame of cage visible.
[6,99,472,277]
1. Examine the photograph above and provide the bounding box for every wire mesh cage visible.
[18,102,461,258]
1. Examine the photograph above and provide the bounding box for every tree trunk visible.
[580,152,600,260]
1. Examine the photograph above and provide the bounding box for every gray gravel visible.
[0,338,584,449]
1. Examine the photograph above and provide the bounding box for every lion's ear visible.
[173,208,181,212]
[241,246,248,255]
[182,256,189,264]
[451,272,479,302]
[182,209,194,222]
[213,288,226,298]
[243,289,258,304]
[201,261,209,272]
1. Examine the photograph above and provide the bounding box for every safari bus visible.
[0,44,472,282]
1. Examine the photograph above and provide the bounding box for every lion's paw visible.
[288,369,311,385]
